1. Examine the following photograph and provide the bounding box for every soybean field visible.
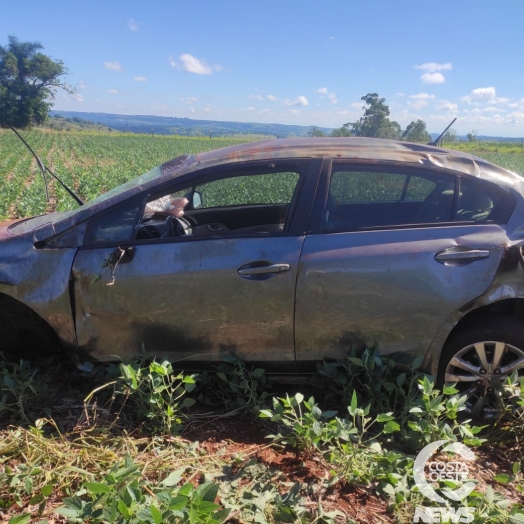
[2,130,524,221]
[0,130,249,220]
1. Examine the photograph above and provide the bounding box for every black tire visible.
[439,315,524,419]
[0,301,59,362]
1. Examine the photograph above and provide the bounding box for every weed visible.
[197,356,271,416]
[0,359,55,425]
[85,360,197,435]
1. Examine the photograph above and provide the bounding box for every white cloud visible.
[416,63,451,84]
[70,93,83,102]
[259,108,270,113]
[316,87,328,95]
[421,72,445,84]
[284,95,308,107]
[134,76,147,82]
[77,81,86,90]
[507,111,524,123]
[104,61,123,72]
[416,62,453,73]
[350,102,363,109]
[180,54,212,74]
[328,93,338,104]
[460,87,509,105]
[107,89,119,95]
[410,93,435,100]
[290,109,301,114]
[249,94,278,102]
[436,101,458,112]
[471,87,496,100]
[408,93,435,109]
[170,53,222,75]
[181,96,198,104]
[127,19,139,31]
[470,107,501,114]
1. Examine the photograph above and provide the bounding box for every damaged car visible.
[1,137,524,416]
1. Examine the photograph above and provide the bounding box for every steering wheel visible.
[165,216,192,237]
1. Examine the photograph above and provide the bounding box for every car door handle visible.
[435,247,490,263]
[237,263,291,276]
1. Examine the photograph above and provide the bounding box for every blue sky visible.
[2,1,524,136]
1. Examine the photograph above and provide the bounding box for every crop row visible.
[1,130,524,220]
[0,130,247,219]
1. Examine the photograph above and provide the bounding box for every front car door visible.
[295,161,513,365]
[72,159,319,369]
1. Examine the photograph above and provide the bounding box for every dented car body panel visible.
[1,137,524,376]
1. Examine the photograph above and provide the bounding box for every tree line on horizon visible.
[308,92,433,143]
[2,36,458,144]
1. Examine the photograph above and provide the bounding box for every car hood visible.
[0,218,24,240]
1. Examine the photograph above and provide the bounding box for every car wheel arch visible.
[0,292,61,361]
[422,297,524,376]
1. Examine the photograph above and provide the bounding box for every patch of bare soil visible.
[183,417,392,523]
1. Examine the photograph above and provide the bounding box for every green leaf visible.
[85,482,112,494]
[161,469,185,487]
[24,477,33,496]
[350,390,358,414]
[55,507,81,518]
[181,397,196,408]
[150,504,162,524]
[28,494,45,505]
[485,485,495,504]
[178,482,194,497]
[8,515,31,524]
[383,421,400,434]
[41,484,53,497]
[493,473,511,484]
[509,511,524,524]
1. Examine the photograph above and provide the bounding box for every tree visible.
[346,93,402,139]
[307,126,326,137]
[402,119,431,143]
[467,129,477,142]
[443,127,457,144]
[331,124,352,137]
[0,36,70,128]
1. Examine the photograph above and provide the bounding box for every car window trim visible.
[310,160,516,233]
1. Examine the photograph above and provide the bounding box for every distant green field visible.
[1,130,524,220]
[0,130,249,219]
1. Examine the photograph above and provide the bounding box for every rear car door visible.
[295,161,512,365]
[72,159,319,369]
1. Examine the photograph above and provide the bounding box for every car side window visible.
[325,166,456,231]
[138,168,301,240]
[196,172,299,208]
[456,179,502,223]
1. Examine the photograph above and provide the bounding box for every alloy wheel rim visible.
[445,340,524,418]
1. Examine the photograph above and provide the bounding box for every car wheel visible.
[0,303,59,362]
[439,316,524,420]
